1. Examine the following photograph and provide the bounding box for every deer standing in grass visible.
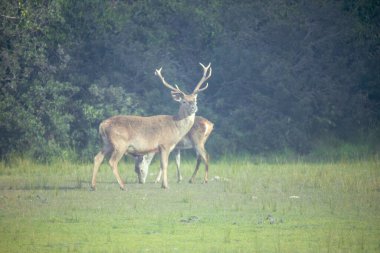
[135,116,214,184]
[91,63,212,190]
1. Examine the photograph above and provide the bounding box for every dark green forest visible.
[1,0,379,161]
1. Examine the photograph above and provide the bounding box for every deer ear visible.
[171,91,184,102]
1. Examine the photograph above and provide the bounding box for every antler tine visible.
[196,82,209,93]
[155,67,180,92]
[193,62,212,94]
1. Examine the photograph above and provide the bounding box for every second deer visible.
[135,116,214,184]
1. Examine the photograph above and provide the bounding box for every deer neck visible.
[174,107,196,136]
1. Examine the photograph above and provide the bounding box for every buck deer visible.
[91,63,212,190]
[135,116,214,184]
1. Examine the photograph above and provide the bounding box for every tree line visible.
[1,0,379,161]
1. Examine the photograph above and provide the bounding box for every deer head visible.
[155,63,212,118]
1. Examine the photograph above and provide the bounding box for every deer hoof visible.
[120,185,127,191]
[90,185,96,191]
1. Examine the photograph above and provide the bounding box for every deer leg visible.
[136,153,155,184]
[91,151,105,190]
[109,149,126,191]
[175,149,183,183]
[189,146,209,184]
[160,149,170,189]
[91,145,113,190]
[155,168,162,183]
[189,156,202,184]
[134,156,144,184]
[203,152,210,183]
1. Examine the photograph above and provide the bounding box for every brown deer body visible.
[135,116,213,184]
[91,63,212,190]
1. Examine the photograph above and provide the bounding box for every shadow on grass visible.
[6,184,85,191]
[3,180,117,191]
[1,178,154,191]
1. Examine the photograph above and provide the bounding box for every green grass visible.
[0,157,379,252]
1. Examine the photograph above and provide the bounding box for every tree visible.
[0,0,378,160]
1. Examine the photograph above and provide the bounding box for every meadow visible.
[0,156,379,253]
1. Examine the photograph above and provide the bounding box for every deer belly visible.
[126,144,159,156]
[175,136,193,150]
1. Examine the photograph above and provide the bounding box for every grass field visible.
[0,156,379,252]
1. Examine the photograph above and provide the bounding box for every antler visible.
[155,67,184,94]
[193,63,212,94]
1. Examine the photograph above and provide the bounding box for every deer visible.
[91,63,212,190]
[134,116,214,184]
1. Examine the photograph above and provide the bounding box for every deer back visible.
[175,116,214,150]
[100,114,195,155]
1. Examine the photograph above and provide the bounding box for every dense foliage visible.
[1,0,379,160]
